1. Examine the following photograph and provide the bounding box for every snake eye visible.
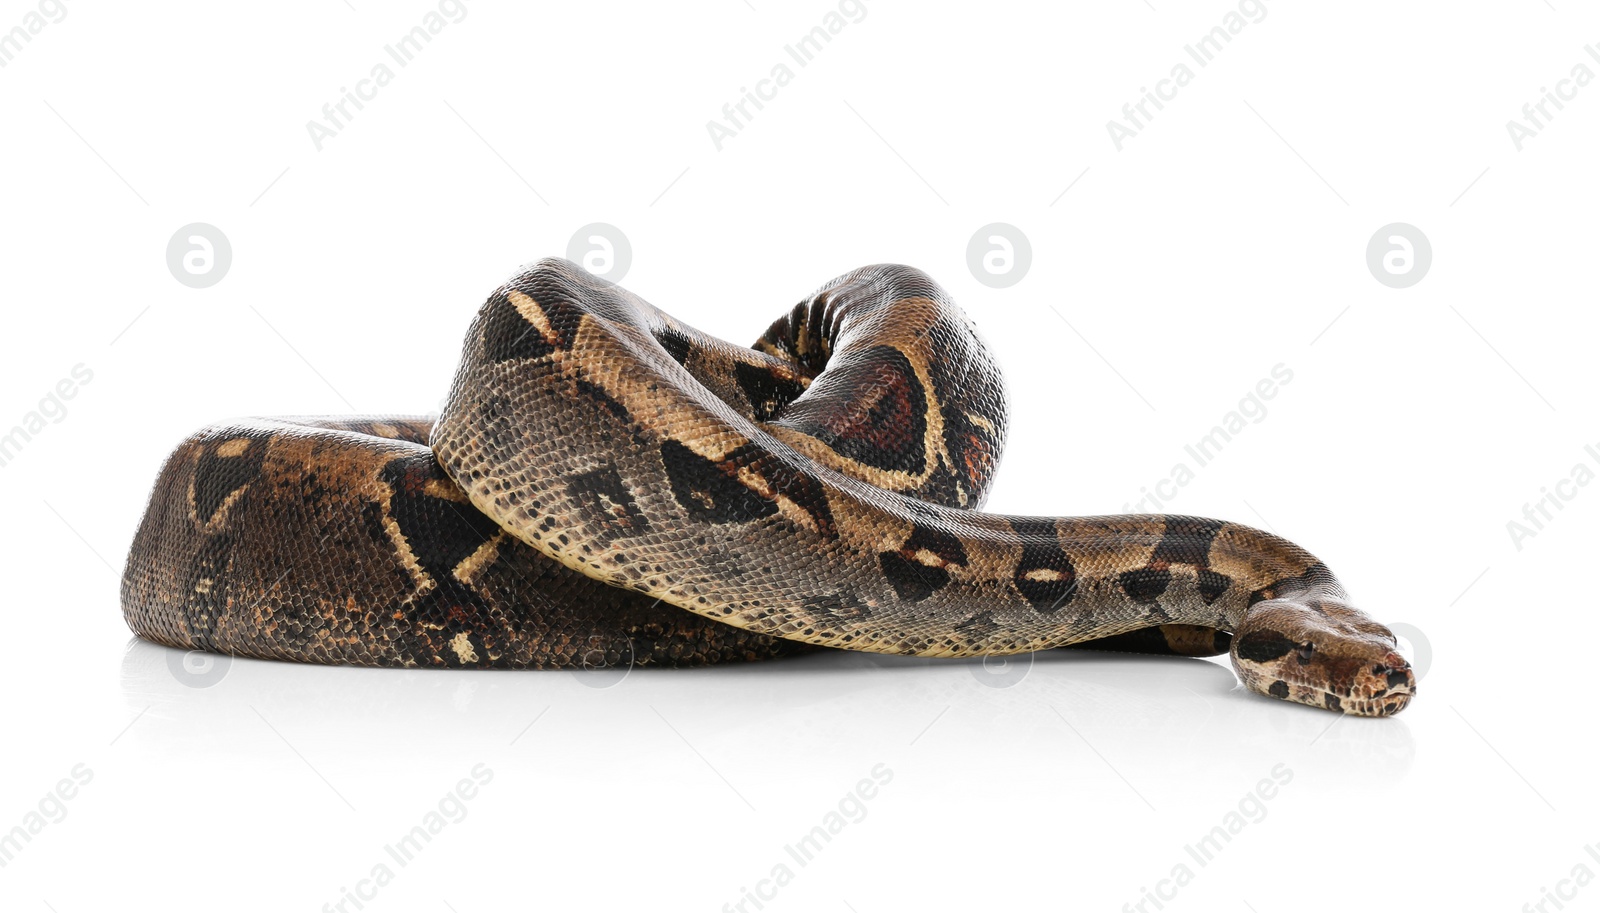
[1296,642,1315,664]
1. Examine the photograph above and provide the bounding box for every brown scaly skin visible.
[121,417,814,669]
[122,262,1018,669]
[125,259,1415,714]
[430,259,1413,715]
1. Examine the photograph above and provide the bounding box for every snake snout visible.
[1381,662,1413,689]
[1372,653,1415,694]
[1348,652,1415,716]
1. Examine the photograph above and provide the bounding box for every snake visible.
[123,259,1416,716]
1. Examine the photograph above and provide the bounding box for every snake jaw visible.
[1235,660,1415,717]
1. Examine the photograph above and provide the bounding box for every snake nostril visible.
[1371,660,1414,691]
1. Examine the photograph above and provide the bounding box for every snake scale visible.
[123,259,1415,716]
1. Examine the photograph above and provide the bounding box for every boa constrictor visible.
[123,259,1415,716]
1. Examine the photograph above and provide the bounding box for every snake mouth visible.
[1328,677,1416,717]
[1261,673,1415,717]
[1340,690,1414,717]
[1290,655,1416,716]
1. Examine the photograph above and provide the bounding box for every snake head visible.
[1230,598,1415,717]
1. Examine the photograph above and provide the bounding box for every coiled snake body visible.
[123,260,1415,715]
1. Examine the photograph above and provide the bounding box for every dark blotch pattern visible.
[1196,569,1232,605]
[734,361,809,423]
[1009,518,1078,613]
[565,463,651,540]
[1235,629,1298,662]
[877,519,966,603]
[878,552,946,603]
[573,377,634,426]
[659,439,778,525]
[192,440,268,524]
[721,443,837,539]
[902,523,968,568]
[656,326,695,367]
[818,346,928,475]
[378,456,501,581]
[1113,516,1230,607]
[1118,568,1172,604]
[1150,517,1224,566]
[1269,680,1290,699]
[481,292,563,363]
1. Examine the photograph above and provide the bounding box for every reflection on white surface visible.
[118,635,1414,790]
[90,638,1428,911]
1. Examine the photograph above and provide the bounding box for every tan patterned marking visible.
[1207,524,1318,591]
[508,290,562,347]
[216,438,250,458]
[423,477,472,502]
[188,477,253,533]
[378,512,434,593]
[449,631,478,663]
[453,532,505,585]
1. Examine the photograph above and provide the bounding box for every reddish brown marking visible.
[962,433,996,491]
[819,355,925,468]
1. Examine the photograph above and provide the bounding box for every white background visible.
[2,1,1597,910]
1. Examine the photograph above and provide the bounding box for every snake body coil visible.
[123,260,1415,715]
